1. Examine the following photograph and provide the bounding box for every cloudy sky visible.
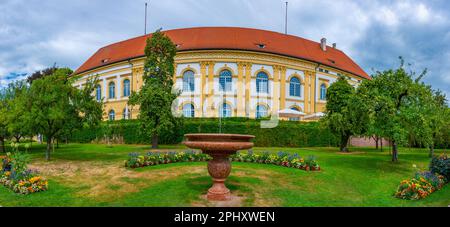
[1,0,449,98]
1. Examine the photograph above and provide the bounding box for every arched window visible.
[219,70,232,92]
[182,70,195,92]
[122,107,130,120]
[109,82,115,99]
[289,77,301,97]
[256,105,268,119]
[123,79,130,97]
[320,84,327,100]
[108,110,115,121]
[96,85,101,101]
[182,103,195,118]
[219,103,232,118]
[256,71,269,93]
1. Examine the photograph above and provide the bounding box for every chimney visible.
[320,38,327,51]
[332,43,337,49]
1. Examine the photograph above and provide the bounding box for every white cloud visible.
[0,0,449,101]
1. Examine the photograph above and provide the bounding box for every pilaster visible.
[272,65,281,115]
[207,61,216,117]
[237,62,245,116]
[244,62,252,117]
[200,62,208,117]
[304,71,310,113]
[310,70,317,113]
[279,66,286,110]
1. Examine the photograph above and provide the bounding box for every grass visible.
[0,143,449,207]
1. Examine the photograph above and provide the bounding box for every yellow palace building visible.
[73,27,369,121]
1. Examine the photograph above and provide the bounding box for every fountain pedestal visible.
[183,134,255,201]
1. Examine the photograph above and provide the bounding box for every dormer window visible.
[256,43,266,49]
[328,59,336,64]
[101,58,109,64]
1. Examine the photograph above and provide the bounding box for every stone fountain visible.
[183,133,255,201]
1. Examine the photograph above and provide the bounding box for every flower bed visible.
[125,150,321,171]
[1,153,48,195]
[395,154,448,200]
[125,151,212,168]
[230,151,320,171]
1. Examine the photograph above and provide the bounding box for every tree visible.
[128,30,181,149]
[5,80,32,142]
[27,64,57,83]
[361,58,431,162]
[424,90,448,157]
[0,87,10,153]
[322,76,370,152]
[26,68,102,160]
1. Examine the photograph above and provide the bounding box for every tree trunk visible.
[46,137,52,161]
[339,135,350,152]
[375,136,379,149]
[381,139,383,152]
[429,144,434,158]
[15,135,20,142]
[392,140,398,162]
[151,134,159,149]
[56,138,59,149]
[0,137,5,153]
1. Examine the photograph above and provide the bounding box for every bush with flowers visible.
[125,150,321,171]
[395,154,448,200]
[230,151,320,171]
[125,150,211,168]
[395,171,445,200]
[429,153,449,182]
[0,152,48,195]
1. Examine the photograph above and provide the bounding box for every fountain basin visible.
[183,133,255,201]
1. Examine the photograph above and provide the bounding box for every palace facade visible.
[73,27,369,121]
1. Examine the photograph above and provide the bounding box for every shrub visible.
[70,118,338,147]
[429,154,449,182]
[124,150,321,171]
[125,151,211,169]
[230,151,320,171]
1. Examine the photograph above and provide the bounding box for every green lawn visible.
[0,143,449,207]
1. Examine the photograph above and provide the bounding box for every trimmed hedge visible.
[69,118,338,147]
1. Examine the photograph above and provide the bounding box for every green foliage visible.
[5,80,32,141]
[9,152,29,179]
[357,57,446,161]
[0,85,13,152]
[321,76,370,152]
[128,30,181,148]
[69,118,338,147]
[24,68,102,160]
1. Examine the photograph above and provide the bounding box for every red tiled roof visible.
[74,27,369,79]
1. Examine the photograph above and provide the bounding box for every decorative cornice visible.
[175,50,316,71]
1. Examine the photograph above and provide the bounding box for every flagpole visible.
[144,2,148,35]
